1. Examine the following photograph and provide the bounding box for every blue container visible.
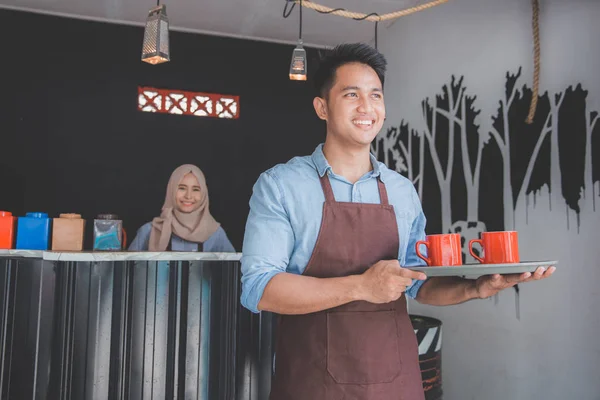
[16,212,51,250]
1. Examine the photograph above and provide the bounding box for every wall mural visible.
[374,68,599,315]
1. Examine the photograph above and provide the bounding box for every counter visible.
[0,250,274,400]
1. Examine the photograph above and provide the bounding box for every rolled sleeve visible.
[404,188,428,299]
[241,171,295,313]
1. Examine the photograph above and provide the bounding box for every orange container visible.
[0,211,16,249]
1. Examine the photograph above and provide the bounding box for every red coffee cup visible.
[468,231,520,264]
[416,233,462,266]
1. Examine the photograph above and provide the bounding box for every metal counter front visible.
[0,251,275,400]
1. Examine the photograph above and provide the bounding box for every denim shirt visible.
[129,222,235,252]
[240,144,427,313]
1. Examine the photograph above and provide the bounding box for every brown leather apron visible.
[269,173,425,400]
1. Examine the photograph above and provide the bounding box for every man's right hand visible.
[358,260,427,304]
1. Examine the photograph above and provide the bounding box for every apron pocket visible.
[326,310,402,384]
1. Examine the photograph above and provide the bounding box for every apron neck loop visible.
[319,173,390,206]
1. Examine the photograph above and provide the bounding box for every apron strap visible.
[320,173,390,206]
[319,173,336,202]
[377,178,390,206]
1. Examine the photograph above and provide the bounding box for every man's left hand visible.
[475,266,556,299]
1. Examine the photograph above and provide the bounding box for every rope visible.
[526,0,540,124]
[293,0,449,22]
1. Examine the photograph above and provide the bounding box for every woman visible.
[129,164,235,252]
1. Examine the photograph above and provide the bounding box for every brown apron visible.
[269,173,425,400]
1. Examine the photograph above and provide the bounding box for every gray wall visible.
[379,0,600,399]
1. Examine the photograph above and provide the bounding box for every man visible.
[240,43,554,400]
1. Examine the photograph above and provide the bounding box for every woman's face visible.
[176,173,202,213]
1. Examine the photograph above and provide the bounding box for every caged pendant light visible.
[289,43,307,81]
[289,0,307,81]
[141,3,170,65]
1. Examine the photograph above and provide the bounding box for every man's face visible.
[313,62,385,148]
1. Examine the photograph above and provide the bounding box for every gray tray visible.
[407,260,558,277]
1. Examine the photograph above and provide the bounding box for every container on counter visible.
[0,211,16,249]
[16,212,51,250]
[93,214,124,251]
[52,213,86,251]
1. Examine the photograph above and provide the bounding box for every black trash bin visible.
[410,314,443,400]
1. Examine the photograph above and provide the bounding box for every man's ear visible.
[313,97,328,121]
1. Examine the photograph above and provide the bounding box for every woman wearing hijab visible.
[129,164,235,252]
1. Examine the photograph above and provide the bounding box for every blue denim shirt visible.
[240,144,428,313]
[128,223,235,252]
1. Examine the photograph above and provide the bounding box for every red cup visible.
[416,233,462,266]
[468,231,520,264]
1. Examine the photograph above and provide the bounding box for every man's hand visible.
[358,260,427,304]
[475,266,556,299]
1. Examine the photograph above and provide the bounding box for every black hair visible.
[313,43,387,98]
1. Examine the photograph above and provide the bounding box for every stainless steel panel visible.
[0,256,275,400]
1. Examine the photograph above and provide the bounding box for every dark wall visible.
[0,9,325,250]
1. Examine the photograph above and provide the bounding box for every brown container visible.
[52,213,86,251]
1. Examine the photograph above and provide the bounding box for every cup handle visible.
[469,239,484,263]
[415,241,431,266]
[122,228,127,250]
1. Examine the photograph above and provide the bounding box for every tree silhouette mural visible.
[420,77,462,234]
[584,92,599,211]
[374,69,600,257]
[491,68,553,229]
[372,121,425,198]
[374,69,600,317]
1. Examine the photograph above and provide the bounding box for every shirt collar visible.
[311,143,384,182]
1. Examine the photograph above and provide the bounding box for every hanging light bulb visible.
[289,0,306,81]
[289,42,307,81]
[141,4,170,65]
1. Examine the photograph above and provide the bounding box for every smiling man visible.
[240,43,553,400]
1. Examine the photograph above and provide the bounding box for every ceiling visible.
[0,0,447,48]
